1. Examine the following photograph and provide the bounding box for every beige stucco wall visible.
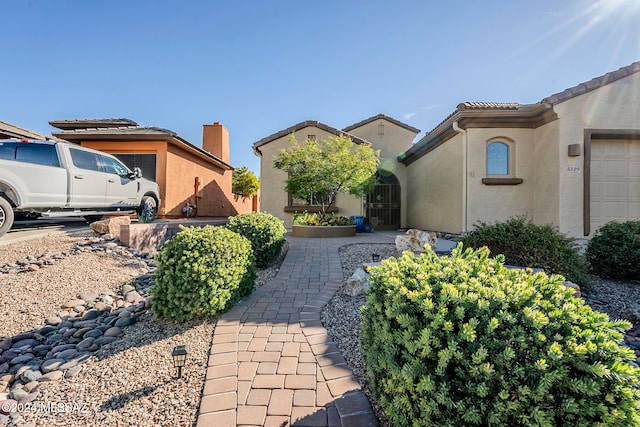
[256,120,416,229]
[345,118,417,228]
[405,134,463,233]
[532,120,561,228]
[465,128,536,228]
[552,72,640,237]
[257,126,362,228]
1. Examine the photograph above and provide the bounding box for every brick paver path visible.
[196,231,400,427]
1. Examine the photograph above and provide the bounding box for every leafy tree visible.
[274,134,379,218]
[232,166,260,198]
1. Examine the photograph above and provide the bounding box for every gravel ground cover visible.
[0,231,287,427]
[323,243,640,427]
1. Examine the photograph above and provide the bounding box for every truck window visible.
[15,144,60,167]
[100,155,129,175]
[0,143,17,160]
[114,153,157,181]
[70,148,102,172]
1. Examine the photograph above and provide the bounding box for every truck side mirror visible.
[128,167,142,179]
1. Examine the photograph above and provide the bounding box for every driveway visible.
[0,217,89,246]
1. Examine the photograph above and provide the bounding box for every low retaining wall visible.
[291,224,356,238]
[120,218,228,252]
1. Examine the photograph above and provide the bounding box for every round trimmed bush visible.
[226,212,286,268]
[461,216,586,283]
[361,244,640,427]
[587,220,640,281]
[151,225,256,322]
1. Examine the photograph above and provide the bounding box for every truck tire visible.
[0,197,14,238]
[137,196,157,222]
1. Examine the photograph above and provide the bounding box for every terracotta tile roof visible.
[50,119,232,170]
[342,113,420,134]
[541,60,640,105]
[399,102,556,165]
[252,120,370,154]
[458,102,521,110]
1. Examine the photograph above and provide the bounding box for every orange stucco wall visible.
[80,139,252,218]
[165,144,252,217]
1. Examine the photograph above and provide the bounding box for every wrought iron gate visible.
[365,172,400,230]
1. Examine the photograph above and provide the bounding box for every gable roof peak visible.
[343,113,420,134]
[252,119,369,154]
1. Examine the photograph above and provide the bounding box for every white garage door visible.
[591,139,640,233]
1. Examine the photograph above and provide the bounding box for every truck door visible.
[99,154,139,207]
[12,143,67,206]
[68,147,107,207]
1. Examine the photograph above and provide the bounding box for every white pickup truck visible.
[0,139,161,237]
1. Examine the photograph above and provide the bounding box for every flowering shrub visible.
[293,212,354,226]
[361,244,640,426]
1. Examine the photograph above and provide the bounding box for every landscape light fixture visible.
[171,345,189,378]
[372,253,380,263]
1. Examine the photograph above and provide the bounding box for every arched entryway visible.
[365,171,401,230]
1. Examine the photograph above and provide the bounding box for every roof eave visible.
[52,130,233,171]
[399,103,557,165]
[49,118,139,130]
[541,60,640,105]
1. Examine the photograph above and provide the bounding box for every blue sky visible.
[2,0,639,175]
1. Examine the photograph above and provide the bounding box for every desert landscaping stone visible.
[104,327,122,337]
[64,365,82,378]
[20,369,42,383]
[10,388,29,402]
[0,231,223,426]
[62,299,86,309]
[18,391,39,405]
[39,370,64,382]
[40,359,65,373]
[9,355,33,365]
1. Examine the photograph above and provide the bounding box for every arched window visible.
[487,141,510,176]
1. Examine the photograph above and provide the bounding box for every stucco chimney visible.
[202,122,230,164]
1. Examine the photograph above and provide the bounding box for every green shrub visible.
[226,212,286,268]
[587,220,640,281]
[293,212,354,226]
[461,216,586,283]
[151,225,256,322]
[361,245,640,427]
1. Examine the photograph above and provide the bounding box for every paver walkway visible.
[196,231,400,427]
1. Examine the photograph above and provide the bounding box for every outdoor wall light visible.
[172,345,190,378]
[372,253,381,262]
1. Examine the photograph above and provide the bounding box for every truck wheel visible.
[137,196,157,223]
[0,197,15,238]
